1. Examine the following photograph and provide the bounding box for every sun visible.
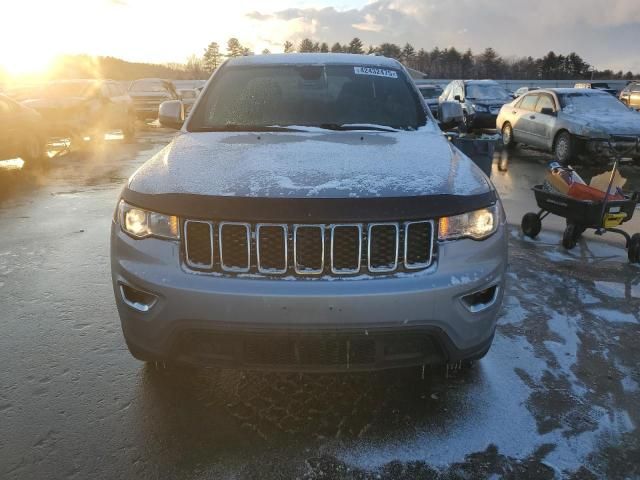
[0,50,55,76]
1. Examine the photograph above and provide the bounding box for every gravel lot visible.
[1,126,639,479]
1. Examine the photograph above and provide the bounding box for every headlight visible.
[438,204,500,241]
[472,104,489,113]
[117,200,179,240]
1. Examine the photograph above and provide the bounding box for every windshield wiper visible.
[190,124,305,132]
[316,123,400,132]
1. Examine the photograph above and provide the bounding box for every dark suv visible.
[439,80,511,131]
[128,78,179,120]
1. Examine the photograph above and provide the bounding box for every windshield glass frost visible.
[130,81,169,93]
[189,65,425,131]
[466,84,510,100]
[560,92,630,113]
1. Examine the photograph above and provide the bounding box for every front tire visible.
[123,115,137,143]
[501,122,516,149]
[22,135,46,167]
[628,234,640,264]
[554,131,576,165]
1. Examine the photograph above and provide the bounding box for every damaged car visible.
[128,78,180,120]
[0,93,47,165]
[439,79,512,132]
[111,54,507,372]
[498,88,640,163]
[16,80,136,145]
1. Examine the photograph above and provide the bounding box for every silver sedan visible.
[496,88,640,163]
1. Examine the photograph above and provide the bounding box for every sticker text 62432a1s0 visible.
[354,67,398,79]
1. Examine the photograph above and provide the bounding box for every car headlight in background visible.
[438,204,501,241]
[472,104,489,113]
[118,200,179,240]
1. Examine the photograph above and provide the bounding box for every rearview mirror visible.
[439,101,464,130]
[454,95,462,102]
[158,100,185,129]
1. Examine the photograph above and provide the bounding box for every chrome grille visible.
[218,222,250,272]
[183,220,434,277]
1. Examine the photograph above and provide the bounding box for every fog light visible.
[119,283,158,312]
[461,285,499,313]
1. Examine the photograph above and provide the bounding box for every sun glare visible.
[1,51,54,76]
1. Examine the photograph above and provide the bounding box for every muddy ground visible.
[0,126,638,479]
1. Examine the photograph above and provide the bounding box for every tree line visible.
[192,37,637,81]
[1,37,636,86]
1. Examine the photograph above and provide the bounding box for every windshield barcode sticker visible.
[354,67,398,78]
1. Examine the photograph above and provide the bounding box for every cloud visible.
[246,0,640,71]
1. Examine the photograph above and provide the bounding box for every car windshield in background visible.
[419,86,442,99]
[466,84,511,100]
[30,82,98,100]
[559,92,630,113]
[189,64,425,131]
[130,81,168,93]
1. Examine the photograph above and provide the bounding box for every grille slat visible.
[184,220,434,277]
[257,224,287,274]
[331,225,362,274]
[368,223,399,272]
[294,225,325,274]
[184,220,214,269]
[219,222,251,272]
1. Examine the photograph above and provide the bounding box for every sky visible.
[1,0,639,75]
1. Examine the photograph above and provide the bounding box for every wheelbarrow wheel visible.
[521,212,541,238]
[628,234,640,264]
[562,224,580,250]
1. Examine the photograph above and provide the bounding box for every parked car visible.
[497,88,640,163]
[177,88,198,115]
[128,78,180,120]
[0,93,47,165]
[514,86,539,98]
[111,53,507,371]
[16,80,136,144]
[619,81,640,110]
[416,84,443,118]
[439,79,512,131]
[574,82,618,96]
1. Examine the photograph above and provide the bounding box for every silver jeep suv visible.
[110,54,507,371]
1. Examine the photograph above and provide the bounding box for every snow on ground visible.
[332,229,639,477]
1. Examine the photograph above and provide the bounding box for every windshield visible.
[419,86,442,99]
[24,82,99,100]
[189,64,425,131]
[130,81,170,93]
[465,83,510,100]
[559,92,630,113]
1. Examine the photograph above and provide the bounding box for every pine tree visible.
[320,42,329,53]
[227,38,244,57]
[202,42,223,73]
[330,42,343,53]
[298,38,315,53]
[347,37,364,54]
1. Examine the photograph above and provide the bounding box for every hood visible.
[129,91,170,98]
[22,97,89,110]
[562,108,640,136]
[128,126,491,199]
[468,99,509,107]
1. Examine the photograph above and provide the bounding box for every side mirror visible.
[454,95,462,102]
[158,100,184,129]
[439,101,464,130]
[540,107,555,116]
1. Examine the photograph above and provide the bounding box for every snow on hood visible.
[561,105,640,136]
[128,126,491,199]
